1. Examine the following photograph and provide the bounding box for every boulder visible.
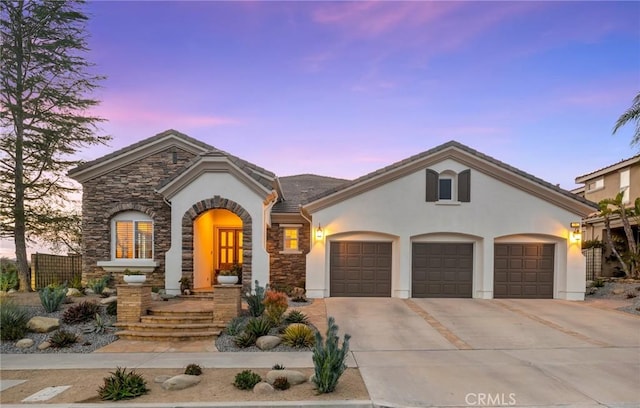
[38,341,51,350]
[27,316,60,333]
[266,369,307,385]
[256,335,281,350]
[154,375,172,384]
[84,288,94,295]
[102,288,115,295]
[16,338,34,348]
[8,288,17,294]
[151,292,162,301]
[100,296,117,305]
[161,374,201,391]
[66,288,83,297]
[291,287,306,301]
[612,288,625,295]
[253,382,274,394]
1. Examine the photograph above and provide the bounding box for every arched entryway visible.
[182,196,252,289]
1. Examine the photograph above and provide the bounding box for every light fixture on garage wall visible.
[315,224,324,240]
[569,222,582,243]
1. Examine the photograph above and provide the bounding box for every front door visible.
[218,228,243,270]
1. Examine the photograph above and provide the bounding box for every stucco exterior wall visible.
[306,159,585,300]
[164,172,270,295]
[80,147,197,287]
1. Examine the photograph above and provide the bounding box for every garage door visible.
[412,243,473,298]
[330,241,392,297]
[494,244,554,299]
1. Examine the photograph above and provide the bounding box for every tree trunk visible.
[602,217,630,277]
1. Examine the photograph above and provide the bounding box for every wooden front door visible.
[218,228,243,270]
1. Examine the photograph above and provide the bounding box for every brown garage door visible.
[412,243,473,298]
[494,244,554,299]
[330,241,392,297]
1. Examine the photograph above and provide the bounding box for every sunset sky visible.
[2,1,640,258]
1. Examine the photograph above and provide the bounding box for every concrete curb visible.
[0,401,374,408]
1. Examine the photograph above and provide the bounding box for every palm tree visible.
[613,92,640,148]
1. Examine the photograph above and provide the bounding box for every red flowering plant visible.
[263,289,288,325]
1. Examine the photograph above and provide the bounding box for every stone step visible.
[147,309,213,317]
[115,330,220,342]
[140,315,213,325]
[177,294,215,301]
[114,322,225,333]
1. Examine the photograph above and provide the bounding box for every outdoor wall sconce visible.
[315,224,324,240]
[570,222,582,243]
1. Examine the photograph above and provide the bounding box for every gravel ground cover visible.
[585,278,640,315]
[0,294,117,354]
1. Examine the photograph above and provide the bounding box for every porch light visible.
[315,224,324,240]
[570,222,582,243]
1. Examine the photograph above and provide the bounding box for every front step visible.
[114,330,221,341]
[115,306,225,342]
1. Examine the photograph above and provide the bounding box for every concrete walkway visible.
[2,298,639,407]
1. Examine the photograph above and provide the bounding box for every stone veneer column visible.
[213,285,242,324]
[116,284,152,323]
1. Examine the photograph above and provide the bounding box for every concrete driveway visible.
[325,298,640,408]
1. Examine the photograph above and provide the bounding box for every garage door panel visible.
[330,241,392,297]
[412,243,473,298]
[494,243,554,299]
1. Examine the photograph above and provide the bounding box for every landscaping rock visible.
[291,287,306,301]
[8,288,17,294]
[38,341,51,350]
[266,369,307,385]
[151,292,162,301]
[66,288,83,297]
[84,288,94,295]
[612,288,625,295]
[154,375,172,383]
[253,382,275,394]
[16,338,34,348]
[161,374,201,390]
[103,288,115,295]
[256,335,281,350]
[586,287,597,295]
[100,296,117,305]
[27,316,60,333]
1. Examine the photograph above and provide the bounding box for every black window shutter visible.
[425,169,438,202]
[458,169,471,202]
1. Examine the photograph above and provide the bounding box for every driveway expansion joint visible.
[404,299,473,350]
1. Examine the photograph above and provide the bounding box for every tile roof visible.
[272,174,350,213]
[304,140,597,209]
[575,153,640,182]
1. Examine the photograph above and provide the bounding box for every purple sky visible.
[80,1,640,189]
[2,1,640,259]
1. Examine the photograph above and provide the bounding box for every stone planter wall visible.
[116,284,152,323]
[213,284,242,324]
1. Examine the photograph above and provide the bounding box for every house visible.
[574,154,640,277]
[68,129,596,300]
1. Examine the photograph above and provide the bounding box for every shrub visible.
[234,331,257,348]
[184,363,203,376]
[312,316,351,394]
[592,278,605,288]
[87,276,109,295]
[284,310,309,325]
[63,301,100,324]
[282,323,315,348]
[82,314,110,335]
[49,329,78,348]
[263,290,288,325]
[272,363,285,370]
[245,316,273,338]
[39,285,67,312]
[245,280,266,317]
[0,298,29,340]
[0,269,18,292]
[225,316,244,336]
[233,370,262,390]
[106,301,117,316]
[98,367,148,401]
[68,274,83,291]
[273,376,290,390]
[625,291,637,299]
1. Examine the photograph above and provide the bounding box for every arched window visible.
[111,211,154,260]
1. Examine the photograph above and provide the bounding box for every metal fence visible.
[30,253,82,290]
[583,247,602,281]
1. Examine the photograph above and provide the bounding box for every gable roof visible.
[575,153,640,183]
[272,174,349,213]
[303,140,597,215]
[68,129,214,182]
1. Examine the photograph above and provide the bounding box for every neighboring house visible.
[68,129,596,300]
[574,154,640,277]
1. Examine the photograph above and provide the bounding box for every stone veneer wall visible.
[181,196,253,290]
[81,147,198,287]
[266,221,310,291]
